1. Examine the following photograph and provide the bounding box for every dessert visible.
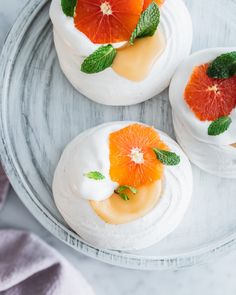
[50,0,192,106]
[53,122,192,250]
[169,48,236,178]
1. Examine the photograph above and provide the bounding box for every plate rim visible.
[1,0,236,270]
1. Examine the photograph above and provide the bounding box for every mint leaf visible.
[81,45,117,74]
[114,185,138,201]
[61,0,76,17]
[84,171,105,180]
[208,116,232,136]
[153,148,180,166]
[115,185,137,194]
[118,193,130,201]
[130,2,160,45]
[207,52,236,79]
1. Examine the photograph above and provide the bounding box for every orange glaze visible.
[112,30,165,81]
[90,180,162,224]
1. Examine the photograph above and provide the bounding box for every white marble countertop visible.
[1,1,236,294]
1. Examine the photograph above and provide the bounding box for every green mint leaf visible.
[61,0,76,17]
[130,2,160,45]
[115,185,137,194]
[81,45,117,74]
[84,171,105,180]
[119,193,130,201]
[114,185,137,201]
[229,62,236,77]
[153,148,180,166]
[208,116,232,136]
[207,51,236,79]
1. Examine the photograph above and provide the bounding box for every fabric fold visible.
[0,230,95,295]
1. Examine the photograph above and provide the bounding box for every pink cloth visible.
[0,230,95,295]
[0,167,95,295]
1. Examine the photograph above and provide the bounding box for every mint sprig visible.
[153,148,180,166]
[207,52,236,79]
[130,2,160,45]
[114,185,138,201]
[84,171,105,180]
[61,0,77,17]
[81,45,117,74]
[208,116,232,136]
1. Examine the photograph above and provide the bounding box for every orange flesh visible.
[112,30,165,81]
[143,0,165,10]
[74,0,143,44]
[90,180,162,224]
[109,124,168,187]
[184,64,236,121]
[231,143,236,148]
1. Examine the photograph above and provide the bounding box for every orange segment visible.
[184,64,236,121]
[90,180,162,224]
[109,124,168,187]
[143,0,165,10]
[74,0,143,44]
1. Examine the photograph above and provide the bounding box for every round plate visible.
[1,0,236,270]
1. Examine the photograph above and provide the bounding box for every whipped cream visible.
[169,48,236,178]
[53,122,192,250]
[53,123,127,201]
[50,0,193,106]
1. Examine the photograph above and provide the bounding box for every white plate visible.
[0,0,236,270]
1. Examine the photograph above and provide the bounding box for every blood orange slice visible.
[184,64,236,121]
[109,124,168,187]
[74,0,143,44]
[143,0,165,10]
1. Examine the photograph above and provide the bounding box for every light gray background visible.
[1,0,236,294]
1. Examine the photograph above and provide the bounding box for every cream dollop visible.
[50,0,193,106]
[53,123,129,201]
[169,48,236,178]
[53,122,193,250]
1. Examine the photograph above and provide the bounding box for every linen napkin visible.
[0,230,95,295]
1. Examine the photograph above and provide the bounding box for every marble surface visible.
[1,0,236,294]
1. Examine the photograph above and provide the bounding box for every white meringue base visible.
[53,122,192,250]
[173,113,236,178]
[50,0,192,106]
[169,47,236,178]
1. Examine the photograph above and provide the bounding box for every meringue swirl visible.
[53,122,192,250]
[169,48,236,178]
[49,0,192,106]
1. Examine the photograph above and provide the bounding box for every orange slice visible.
[143,0,165,10]
[109,124,168,187]
[184,64,236,121]
[74,0,143,44]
